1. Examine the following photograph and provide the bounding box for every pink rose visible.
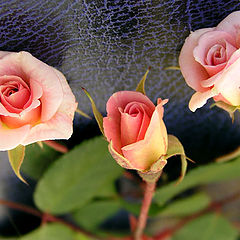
[103,91,168,171]
[0,51,77,150]
[179,11,240,111]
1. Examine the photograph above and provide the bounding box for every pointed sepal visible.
[212,101,238,121]
[75,108,91,119]
[215,146,240,163]
[82,87,104,135]
[8,145,27,184]
[138,170,162,183]
[165,66,181,71]
[136,67,151,95]
[108,141,133,169]
[165,134,189,184]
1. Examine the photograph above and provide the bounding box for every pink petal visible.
[108,141,134,169]
[5,88,30,109]
[22,68,77,144]
[121,103,168,171]
[0,51,11,59]
[103,91,155,154]
[214,56,240,106]
[193,31,236,76]
[50,67,77,120]
[0,52,63,121]
[0,123,30,150]
[216,11,240,42]
[200,70,222,88]
[1,106,41,128]
[22,112,73,145]
[17,52,63,121]
[120,103,151,146]
[179,28,213,92]
[189,90,218,112]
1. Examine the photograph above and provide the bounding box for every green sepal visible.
[136,67,151,95]
[165,66,181,71]
[75,108,91,119]
[211,101,239,121]
[164,134,189,184]
[215,146,240,163]
[8,145,27,184]
[82,87,104,135]
[138,170,162,183]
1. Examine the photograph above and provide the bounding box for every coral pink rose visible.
[0,51,77,150]
[103,91,168,171]
[179,11,240,111]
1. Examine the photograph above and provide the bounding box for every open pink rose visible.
[0,51,77,150]
[103,91,168,171]
[179,11,240,111]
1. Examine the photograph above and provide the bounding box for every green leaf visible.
[136,67,150,95]
[21,143,62,180]
[82,88,104,135]
[159,192,210,217]
[154,156,240,206]
[34,137,123,214]
[165,135,188,183]
[212,101,238,120]
[95,182,117,198]
[8,145,26,183]
[172,213,238,240]
[73,200,120,231]
[19,223,89,240]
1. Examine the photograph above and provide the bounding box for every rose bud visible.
[103,91,168,172]
[83,70,189,181]
[179,11,240,113]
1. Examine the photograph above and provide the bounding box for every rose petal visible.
[120,103,151,146]
[5,88,30,109]
[22,112,73,145]
[121,103,168,171]
[214,56,240,106]
[193,31,236,76]
[51,67,77,120]
[0,51,11,59]
[22,68,77,144]
[0,52,63,121]
[179,28,213,92]
[189,90,218,112]
[0,123,30,150]
[1,106,41,128]
[103,91,155,154]
[216,11,240,40]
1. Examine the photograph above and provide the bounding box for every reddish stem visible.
[43,140,68,153]
[134,182,156,240]
[0,199,96,238]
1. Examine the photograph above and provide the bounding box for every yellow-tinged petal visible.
[122,103,168,171]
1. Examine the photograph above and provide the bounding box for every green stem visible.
[134,181,156,240]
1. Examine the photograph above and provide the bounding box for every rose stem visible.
[0,198,97,238]
[43,140,68,153]
[134,181,156,240]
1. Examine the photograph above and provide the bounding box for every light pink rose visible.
[179,11,240,111]
[103,91,168,171]
[0,51,77,150]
